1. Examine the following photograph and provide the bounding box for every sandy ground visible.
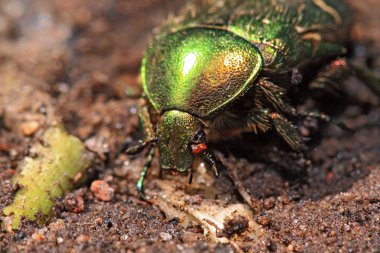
[0,0,379,252]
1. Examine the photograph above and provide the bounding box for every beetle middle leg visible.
[213,75,305,151]
[268,112,304,151]
[211,108,304,151]
[256,79,293,113]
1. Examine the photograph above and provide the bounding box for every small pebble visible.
[278,195,291,205]
[57,237,64,244]
[76,234,90,243]
[5,169,15,176]
[32,233,45,242]
[325,171,334,182]
[48,219,65,231]
[328,230,336,237]
[85,137,110,160]
[95,217,103,225]
[2,217,13,233]
[263,198,275,210]
[64,193,85,213]
[181,231,199,243]
[257,216,270,227]
[0,141,10,153]
[90,180,114,202]
[47,234,57,243]
[286,244,294,253]
[74,172,84,183]
[72,195,85,213]
[160,232,172,241]
[20,121,40,136]
[341,192,354,202]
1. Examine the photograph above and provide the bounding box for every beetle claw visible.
[116,140,133,158]
[201,150,221,178]
[188,169,193,184]
[139,191,147,201]
[212,164,219,178]
[126,143,146,155]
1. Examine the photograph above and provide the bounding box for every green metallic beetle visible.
[125,0,380,198]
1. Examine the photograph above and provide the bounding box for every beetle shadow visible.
[212,130,377,202]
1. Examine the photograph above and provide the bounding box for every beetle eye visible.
[192,129,206,144]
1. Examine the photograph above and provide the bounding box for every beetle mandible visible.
[123,0,380,198]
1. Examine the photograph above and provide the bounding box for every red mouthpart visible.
[191,143,207,154]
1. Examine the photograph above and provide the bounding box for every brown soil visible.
[0,0,379,252]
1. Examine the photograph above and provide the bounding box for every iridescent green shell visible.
[142,28,263,119]
[157,0,351,67]
[142,0,352,118]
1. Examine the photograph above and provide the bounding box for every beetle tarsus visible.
[201,150,220,178]
[116,140,133,158]
[188,169,193,184]
[297,111,352,132]
[136,145,155,199]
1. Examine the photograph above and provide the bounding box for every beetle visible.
[124,0,380,198]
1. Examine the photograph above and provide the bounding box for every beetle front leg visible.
[125,138,157,155]
[136,145,155,200]
[118,98,157,199]
[119,98,156,156]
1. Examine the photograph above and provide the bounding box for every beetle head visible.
[157,110,206,173]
